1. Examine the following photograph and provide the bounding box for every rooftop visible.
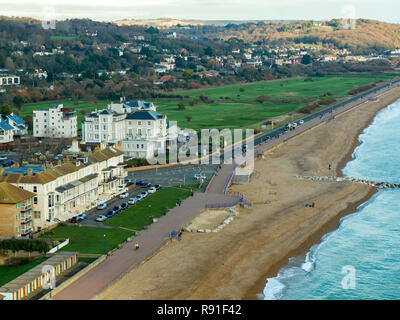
[0,181,35,204]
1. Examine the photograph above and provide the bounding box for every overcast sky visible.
[0,0,399,23]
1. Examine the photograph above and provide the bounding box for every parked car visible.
[154,184,162,190]
[106,210,115,218]
[135,195,143,201]
[120,202,128,210]
[194,173,206,180]
[97,203,107,210]
[96,215,108,222]
[124,178,132,184]
[298,120,304,125]
[148,187,157,194]
[140,191,148,198]
[128,198,136,205]
[77,213,87,221]
[69,216,79,223]
[135,180,145,186]
[119,192,129,199]
[113,206,120,213]
[142,182,152,188]
[0,156,7,161]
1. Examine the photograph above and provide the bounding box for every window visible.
[34,211,40,219]
[34,197,38,204]
[33,186,37,193]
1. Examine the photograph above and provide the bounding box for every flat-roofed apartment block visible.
[33,104,77,138]
[0,182,35,237]
[0,143,126,231]
[0,252,77,300]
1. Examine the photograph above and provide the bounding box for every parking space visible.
[127,164,220,191]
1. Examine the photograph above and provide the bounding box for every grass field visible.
[40,226,134,254]
[16,73,398,133]
[153,74,398,130]
[0,257,48,287]
[105,187,191,230]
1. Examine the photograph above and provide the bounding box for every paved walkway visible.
[53,83,399,300]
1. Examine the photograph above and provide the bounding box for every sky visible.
[0,0,399,23]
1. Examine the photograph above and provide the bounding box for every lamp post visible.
[149,205,151,221]
[103,234,106,254]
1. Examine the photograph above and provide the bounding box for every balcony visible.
[20,215,32,224]
[21,226,32,236]
[100,176,119,184]
[20,203,32,212]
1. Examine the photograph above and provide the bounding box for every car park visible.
[148,187,157,194]
[97,203,107,210]
[119,192,129,199]
[128,198,136,205]
[96,215,107,222]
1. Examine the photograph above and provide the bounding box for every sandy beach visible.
[97,86,400,300]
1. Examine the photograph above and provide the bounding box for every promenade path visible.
[53,82,400,300]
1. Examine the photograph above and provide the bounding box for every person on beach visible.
[135,243,139,250]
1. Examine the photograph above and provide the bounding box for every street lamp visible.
[103,234,106,254]
[149,205,152,222]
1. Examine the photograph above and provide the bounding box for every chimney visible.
[57,160,62,166]
[41,164,46,171]
[27,168,33,176]
[100,141,107,150]
[0,168,4,176]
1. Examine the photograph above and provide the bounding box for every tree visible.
[0,104,12,116]
[178,102,185,110]
[184,115,192,122]
[23,115,33,130]
[13,95,24,109]
[301,54,312,65]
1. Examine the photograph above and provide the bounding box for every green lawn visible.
[16,73,398,133]
[105,187,191,230]
[0,257,48,287]
[40,226,134,254]
[153,73,398,130]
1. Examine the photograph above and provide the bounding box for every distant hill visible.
[203,19,400,54]
[114,18,297,28]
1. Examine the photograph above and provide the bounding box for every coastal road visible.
[52,81,400,300]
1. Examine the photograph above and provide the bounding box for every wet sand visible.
[97,86,400,300]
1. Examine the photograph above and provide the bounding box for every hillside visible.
[205,19,400,54]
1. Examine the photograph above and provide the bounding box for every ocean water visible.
[263,99,400,300]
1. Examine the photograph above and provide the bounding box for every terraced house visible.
[0,182,35,238]
[0,143,126,232]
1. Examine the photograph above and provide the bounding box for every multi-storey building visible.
[82,109,126,144]
[82,101,168,159]
[122,111,167,159]
[0,182,35,238]
[0,142,126,232]
[33,104,77,138]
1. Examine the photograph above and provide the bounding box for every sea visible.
[262,98,400,300]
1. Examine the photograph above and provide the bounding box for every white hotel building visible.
[33,104,78,138]
[82,100,167,159]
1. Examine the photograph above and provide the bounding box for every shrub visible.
[0,239,50,253]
